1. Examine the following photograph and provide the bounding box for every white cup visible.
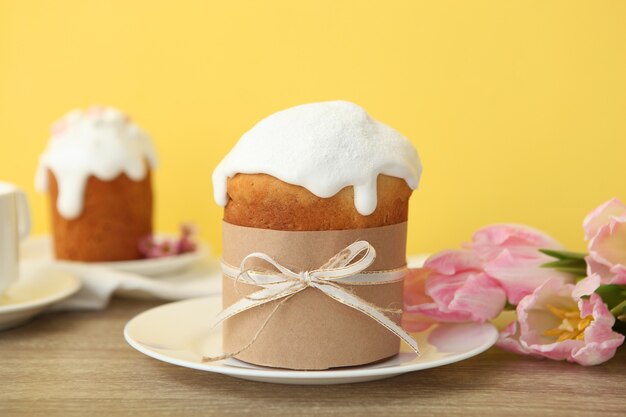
[0,182,31,294]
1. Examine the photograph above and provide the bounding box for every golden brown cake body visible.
[48,170,153,262]
[224,173,411,230]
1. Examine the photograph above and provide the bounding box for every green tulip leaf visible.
[539,249,588,261]
[596,285,626,310]
[540,257,587,277]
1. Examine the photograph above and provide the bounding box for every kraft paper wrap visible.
[221,221,408,370]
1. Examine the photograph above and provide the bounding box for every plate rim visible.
[0,270,82,314]
[66,242,210,270]
[124,295,499,380]
[23,234,210,270]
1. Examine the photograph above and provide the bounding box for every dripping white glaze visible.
[212,100,422,216]
[35,106,158,220]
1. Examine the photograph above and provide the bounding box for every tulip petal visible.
[496,321,532,355]
[589,217,626,270]
[424,271,473,307]
[424,249,482,275]
[484,249,574,305]
[571,294,625,365]
[571,336,625,366]
[420,271,506,322]
[406,302,475,323]
[572,274,601,299]
[472,224,563,259]
[448,273,506,321]
[585,255,612,281]
[608,264,626,285]
[583,198,626,241]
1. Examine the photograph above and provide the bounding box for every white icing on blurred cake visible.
[212,100,422,215]
[35,106,157,219]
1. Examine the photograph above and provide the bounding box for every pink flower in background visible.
[51,119,67,135]
[139,223,198,259]
[583,198,626,286]
[88,105,105,116]
[176,223,198,254]
[497,277,624,366]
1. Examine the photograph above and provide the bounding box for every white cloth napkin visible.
[20,236,222,311]
[18,236,428,312]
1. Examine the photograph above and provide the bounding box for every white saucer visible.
[0,263,81,330]
[124,295,499,385]
[22,235,209,277]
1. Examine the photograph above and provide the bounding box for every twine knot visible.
[300,270,313,285]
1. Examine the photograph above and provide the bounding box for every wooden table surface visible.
[1,297,624,417]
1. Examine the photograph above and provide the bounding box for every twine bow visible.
[203,241,419,362]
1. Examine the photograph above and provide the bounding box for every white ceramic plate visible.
[0,263,81,330]
[124,295,498,385]
[22,236,209,277]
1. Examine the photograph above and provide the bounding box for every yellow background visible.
[1,0,625,255]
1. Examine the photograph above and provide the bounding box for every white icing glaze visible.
[35,106,157,220]
[212,101,422,215]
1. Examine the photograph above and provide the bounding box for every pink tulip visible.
[403,250,507,328]
[470,224,563,259]
[402,224,576,329]
[468,224,574,304]
[497,277,624,366]
[584,198,626,285]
